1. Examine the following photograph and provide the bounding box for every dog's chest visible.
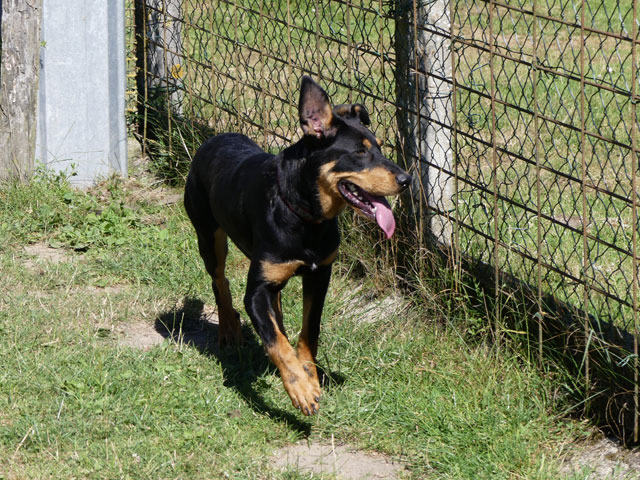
[300,222,340,265]
[262,235,338,282]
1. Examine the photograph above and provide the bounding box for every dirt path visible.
[271,441,406,479]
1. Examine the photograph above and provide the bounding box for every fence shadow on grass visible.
[154,296,345,435]
[447,248,639,444]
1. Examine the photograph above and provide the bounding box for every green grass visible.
[0,165,595,478]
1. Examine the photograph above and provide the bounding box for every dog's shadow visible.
[154,297,345,435]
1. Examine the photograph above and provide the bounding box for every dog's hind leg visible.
[203,229,243,346]
[185,185,243,347]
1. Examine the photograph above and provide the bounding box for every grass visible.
[0,161,596,478]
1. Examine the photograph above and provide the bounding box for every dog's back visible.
[185,133,274,255]
[188,133,271,192]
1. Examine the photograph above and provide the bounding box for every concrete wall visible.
[36,0,127,186]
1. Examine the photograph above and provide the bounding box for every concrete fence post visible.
[35,0,127,186]
[395,0,454,246]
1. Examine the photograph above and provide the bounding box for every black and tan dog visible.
[184,76,411,415]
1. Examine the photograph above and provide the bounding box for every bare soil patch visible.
[117,322,166,351]
[83,284,126,295]
[560,437,640,479]
[118,303,220,351]
[340,285,411,324]
[23,243,74,270]
[271,441,407,479]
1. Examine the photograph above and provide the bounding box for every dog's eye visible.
[356,149,367,156]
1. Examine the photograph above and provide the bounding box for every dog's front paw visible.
[282,374,322,416]
[268,335,322,414]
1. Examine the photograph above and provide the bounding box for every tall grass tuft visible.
[132,89,213,185]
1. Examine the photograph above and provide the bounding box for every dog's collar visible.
[276,163,320,224]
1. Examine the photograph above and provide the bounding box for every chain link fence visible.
[451,0,639,442]
[131,0,640,442]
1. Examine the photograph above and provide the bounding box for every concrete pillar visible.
[36,0,127,186]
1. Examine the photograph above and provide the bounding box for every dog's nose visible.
[396,172,412,190]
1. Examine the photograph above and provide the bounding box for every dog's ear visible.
[333,103,371,126]
[352,104,370,126]
[299,76,336,139]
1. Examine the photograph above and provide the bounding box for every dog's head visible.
[298,76,411,239]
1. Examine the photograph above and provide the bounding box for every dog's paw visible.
[217,309,243,347]
[217,323,243,348]
[218,330,243,348]
[268,335,321,414]
[283,375,322,416]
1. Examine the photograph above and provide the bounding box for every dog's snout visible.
[396,172,412,190]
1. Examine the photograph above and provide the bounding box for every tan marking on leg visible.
[261,259,305,285]
[266,316,321,415]
[273,291,286,336]
[296,339,318,383]
[213,230,242,345]
[297,290,320,387]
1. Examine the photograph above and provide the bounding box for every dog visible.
[184,76,411,415]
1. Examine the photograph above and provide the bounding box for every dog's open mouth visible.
[338,180,396,239]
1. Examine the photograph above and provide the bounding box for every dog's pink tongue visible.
[371,197,395,239]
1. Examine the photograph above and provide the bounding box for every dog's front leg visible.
[298,265,332,391]
[244,264,322,415]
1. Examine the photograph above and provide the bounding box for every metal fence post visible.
[395,0,454,246]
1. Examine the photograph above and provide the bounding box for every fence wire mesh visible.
[132,0,640,441]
